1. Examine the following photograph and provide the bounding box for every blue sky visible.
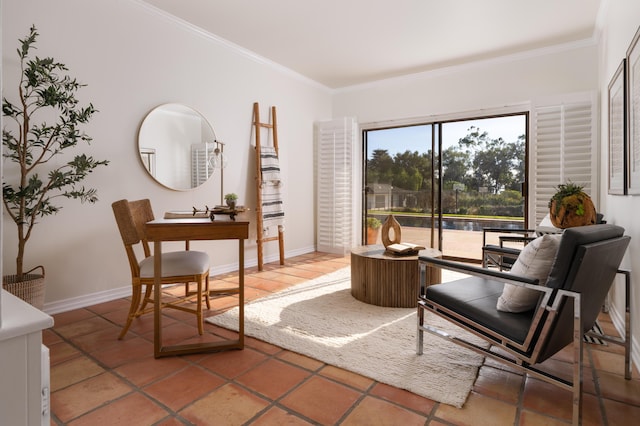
[366,115,526,157]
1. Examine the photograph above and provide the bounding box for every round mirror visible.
[138,103,217,190]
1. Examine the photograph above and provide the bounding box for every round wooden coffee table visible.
[350,245,442,308]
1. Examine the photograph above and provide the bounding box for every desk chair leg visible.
[204,276,211,309]
[196,278,204,335]
[119,284,143,340]
[139,285,153,312]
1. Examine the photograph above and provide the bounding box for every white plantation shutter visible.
[315,117,358,254]
[191,143,213,187]
[531,96,597,225]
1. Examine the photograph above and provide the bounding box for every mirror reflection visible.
[138,103,217,190]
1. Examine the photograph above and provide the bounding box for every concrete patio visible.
[368,226,527,262]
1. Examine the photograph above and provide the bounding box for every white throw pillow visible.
[496,234,562,313]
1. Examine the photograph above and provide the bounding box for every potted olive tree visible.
[2,26,108,308]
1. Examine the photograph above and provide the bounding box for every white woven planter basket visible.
[3,266,45,310]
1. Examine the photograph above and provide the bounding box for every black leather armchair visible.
[417,224,631,426]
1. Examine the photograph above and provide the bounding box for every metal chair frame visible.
[417,229,631,426]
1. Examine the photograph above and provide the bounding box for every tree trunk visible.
[16,235,26,281]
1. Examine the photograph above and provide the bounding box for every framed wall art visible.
[626,25,640,194]
[608,59,626,195]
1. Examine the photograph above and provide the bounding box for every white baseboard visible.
[43,245,318,315]
[43,286,132,315]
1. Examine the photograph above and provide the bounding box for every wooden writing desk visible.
[145,218,249,358]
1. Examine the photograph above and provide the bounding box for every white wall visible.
[2,0,332,309]
[598,0,640,369]
[332,42,598,123]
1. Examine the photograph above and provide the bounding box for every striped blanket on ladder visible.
[260,146,284,235]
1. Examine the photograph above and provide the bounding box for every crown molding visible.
[132,1,599,96]
[335,37,598,94]
[130,0,331,92]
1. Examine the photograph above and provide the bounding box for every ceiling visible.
[142,0,604,89]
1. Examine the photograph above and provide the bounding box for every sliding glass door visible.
[440,115,527,260]
[363,124,439,250]
[363,113,527,262]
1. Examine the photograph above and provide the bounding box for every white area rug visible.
[206,267,486,407]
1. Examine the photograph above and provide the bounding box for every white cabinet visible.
[0,291,54,426]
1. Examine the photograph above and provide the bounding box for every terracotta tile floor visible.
[45,252,640,425]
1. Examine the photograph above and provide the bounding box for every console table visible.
[350,245,442,308]
[145,218,249,358]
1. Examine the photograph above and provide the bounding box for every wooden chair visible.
[418,224,632,425]
[112,199,211,339]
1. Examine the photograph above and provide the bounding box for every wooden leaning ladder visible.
[253,102,285,271]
